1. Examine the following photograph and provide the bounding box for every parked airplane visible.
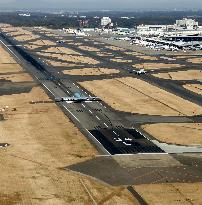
[118,37,131,41]
[73,29,88,36]
[55,92,101,103]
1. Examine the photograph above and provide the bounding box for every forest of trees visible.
[0,10,202,29]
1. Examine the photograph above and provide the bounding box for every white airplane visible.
[55,92,101,103]
[118,37,131,41]
[73,30,87,36]
[56,40,65,44]
[135,69,147,75]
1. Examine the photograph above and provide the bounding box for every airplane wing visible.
[55,97,77,102]
[55,96,101,102]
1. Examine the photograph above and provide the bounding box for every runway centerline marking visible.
[96,116,100,120]
[104,123,109,127]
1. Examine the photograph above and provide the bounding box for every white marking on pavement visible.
[104,123,109,127]
[85,129,111,155]
[123,142,131,146]
[113,131,118,135]
[125,138,132,141]
[63,105,80,122]
[82,103,86,108]
[96,116,100,120]
[42,84,55,96]
[0,40,21,61]
[89,110,93,114]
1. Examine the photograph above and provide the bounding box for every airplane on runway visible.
[134,69,147,75]
[56,40,65,44]
[73,29,88,36]
[55,92,101,103]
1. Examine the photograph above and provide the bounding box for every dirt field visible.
[43,47,81,55]
[0,45,17,64]
[24,44,42,50]
[0,72,33,82]
[13,34,39,42]
[183,84,202,96]
[187,58,202,64]
[125,51,143,56]
[0,26,40,42]
[0,45,135,205]
[63,67,120,76]
[37,52,100,65]
[31,39,56,46]
[80,77,202,116]
[175,56,197,59]
[110,58,133,63]
[135,183,202,205]
[137,55,158,60]
[105,45,126,51]
[0,64,22,73]
[133,63,183,70]
[79,77,196,116]
[46,60,82,68]
[142,123,202,145]
[96,52,114,57]
[153,70,202,80]
[78,46,100,52]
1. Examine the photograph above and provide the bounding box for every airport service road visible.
[1,31,202,155]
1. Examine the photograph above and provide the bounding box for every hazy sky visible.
[0,0,201,10]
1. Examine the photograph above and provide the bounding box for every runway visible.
[1,29,202,155]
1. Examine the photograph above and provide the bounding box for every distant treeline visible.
[0,11,202,28]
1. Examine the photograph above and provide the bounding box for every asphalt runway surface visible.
[1,28,202,156]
